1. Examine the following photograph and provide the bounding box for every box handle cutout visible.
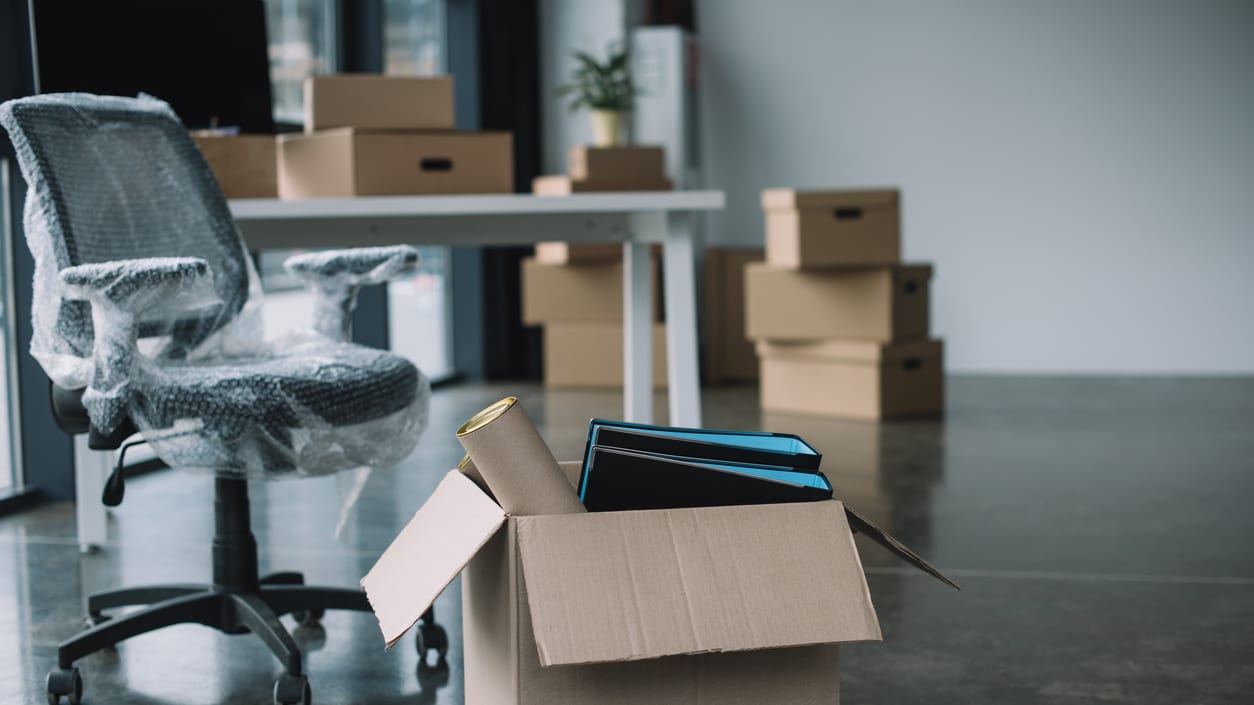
[833,207,863,220]
[420,157,454,172]
[903,280,919,294]
[902,357,922,371]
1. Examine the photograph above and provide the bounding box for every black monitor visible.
[29,0,276,134]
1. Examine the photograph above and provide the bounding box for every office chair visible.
[0,93,447,705]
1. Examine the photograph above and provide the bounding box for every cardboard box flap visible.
[845,505,960,590]
[757,339,943,365]
[516,500,881,667]
[761,188,899,212]
[361,470,505,648]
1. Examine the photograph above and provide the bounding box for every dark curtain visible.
[477,0,542,379]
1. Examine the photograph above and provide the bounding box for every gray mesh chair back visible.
[0,93,252,380]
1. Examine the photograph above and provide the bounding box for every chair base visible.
[46,477,448,705]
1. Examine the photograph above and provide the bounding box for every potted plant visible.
[559,47,637,147]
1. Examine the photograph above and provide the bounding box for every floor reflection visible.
[3,379,1253,704]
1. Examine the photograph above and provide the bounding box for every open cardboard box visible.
[363,460,951,705]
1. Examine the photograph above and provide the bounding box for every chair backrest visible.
[0,93,255,387]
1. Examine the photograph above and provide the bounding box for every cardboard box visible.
[744,262,931,342]
[362,465,884,705]
[762,188,901,268]
[704,248,764,384]
[758,338,944,419]
[190,134,277,199]
[568,145,667,186]
[533,242,624,265]
[521,257,662,324]
[277,129,513,198]
[533,241,663,266]
[544,321,668,388]
[532,174,672,195]
[303,74,455,132]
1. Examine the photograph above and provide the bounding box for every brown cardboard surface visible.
[360,470,504,648]
[465,518,842,705]
[759,339,945,419]
[304,74,454,132]
[521,257,662,324]
[762,188,900,269]
[744,262,932,341]
[532,174,672,195]
[568,145,667,185]
[277,129,513,198]
[533,242,624,265]
[704,248,764,384]
[533,241,663,265]
[515,500,880,667]
[543,322,668,389]
[761,188,898,210]
[190,134,277,199]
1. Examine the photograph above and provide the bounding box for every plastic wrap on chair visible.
[285,246,421,341]
[0,92,430,479]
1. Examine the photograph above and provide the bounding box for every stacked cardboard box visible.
[704,247,764,385]
[276,75,513,198]
[521,254,666,388]
[523,146,671,387]
[190,133,278,199]
[746,188,944,419]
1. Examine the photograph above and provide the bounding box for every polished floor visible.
[2,378,1253,704]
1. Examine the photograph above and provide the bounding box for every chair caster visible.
[273,673,311,705]
[293,608,325,629]
[415,622,449,667]
[46,667,82,705]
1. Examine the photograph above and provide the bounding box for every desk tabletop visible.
[229,190,725,221]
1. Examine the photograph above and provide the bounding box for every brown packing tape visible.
[456,398,586,516]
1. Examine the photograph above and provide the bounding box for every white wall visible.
[538,0,627,174]
[697,0,1254,374]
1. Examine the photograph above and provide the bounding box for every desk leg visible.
[623,241,654,424]
[664,212,703,427]
[74,434,109,552]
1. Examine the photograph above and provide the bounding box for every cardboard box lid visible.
[361,470,506,648]
[757,339,943,365]
[515,499,881,667]
[761,188,899,211]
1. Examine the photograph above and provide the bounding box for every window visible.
[384,0,445,77]
[384,0,453,378]
[0,160,21,493]
[266,0,336,125]
[258,0,454,379]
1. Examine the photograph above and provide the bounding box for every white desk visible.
[229,191,725,427]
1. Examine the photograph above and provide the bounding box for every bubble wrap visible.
[0,93,429,479]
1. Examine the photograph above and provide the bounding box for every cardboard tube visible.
[456,397,586,515]
[456,454,493,498]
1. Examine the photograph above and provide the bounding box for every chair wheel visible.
[293,608,325,628]
[46,667,82,705]
[415,622,449,667]
[273,673,311,705]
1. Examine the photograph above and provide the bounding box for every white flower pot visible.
[590,110,623,147]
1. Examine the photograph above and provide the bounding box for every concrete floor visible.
[2,378,1253,704]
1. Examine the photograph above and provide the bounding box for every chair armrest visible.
[61,257,214,313]
[283,246,420,341]
[59,257,218,434]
